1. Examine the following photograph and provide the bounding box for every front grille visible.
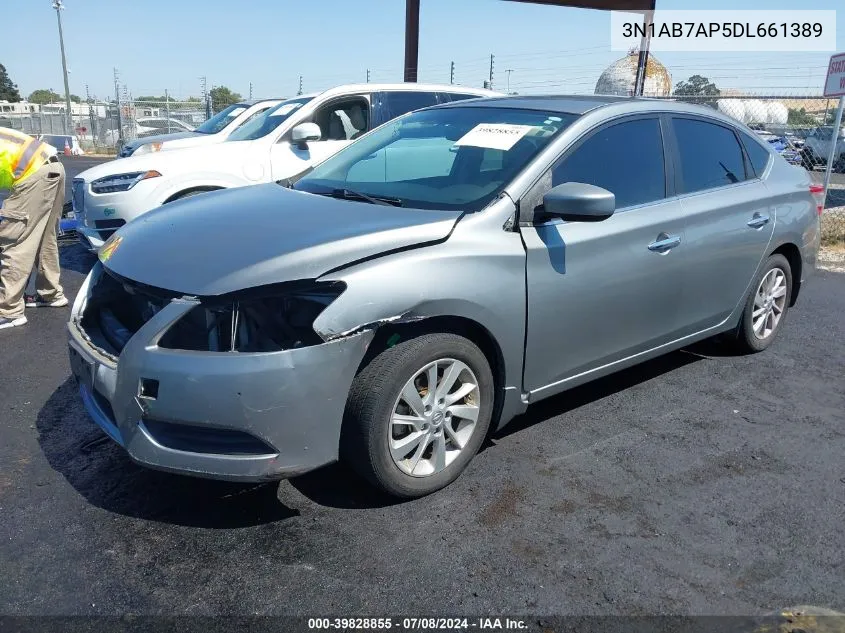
[79,270,177,355]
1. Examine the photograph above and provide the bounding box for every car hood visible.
[124,131,199,151]
[77,143,252,182]
[100,184,462,296]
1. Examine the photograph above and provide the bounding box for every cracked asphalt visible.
[1,157,843,617]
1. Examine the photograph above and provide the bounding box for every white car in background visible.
[72,83,501,251]
[117,98,285,158]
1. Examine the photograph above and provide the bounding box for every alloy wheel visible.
[752,268,787,339]
[389,358,481,477]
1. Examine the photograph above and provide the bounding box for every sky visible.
[1,0,843,103]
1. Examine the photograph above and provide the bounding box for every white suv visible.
[73,83,500,250]
[117,98,284,158]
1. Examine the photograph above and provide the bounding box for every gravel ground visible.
[1,157,843,618]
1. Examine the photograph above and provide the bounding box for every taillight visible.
[809,183,825,216]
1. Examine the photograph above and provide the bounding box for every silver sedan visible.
[68,95,820,498]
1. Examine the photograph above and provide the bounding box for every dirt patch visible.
[478,484,524,527]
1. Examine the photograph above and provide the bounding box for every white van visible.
[73,83,501,250]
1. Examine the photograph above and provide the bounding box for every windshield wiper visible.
[324,188,403,207]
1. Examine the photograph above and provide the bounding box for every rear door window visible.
[552,117,666,209]
[671,118,749,193]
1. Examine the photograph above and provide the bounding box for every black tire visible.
[729,254,793,354]
[341,333,494,498]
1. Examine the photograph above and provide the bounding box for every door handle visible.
[747,213,770,229]
[647,234,682,253]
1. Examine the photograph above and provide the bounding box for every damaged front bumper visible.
[67,271,374,482]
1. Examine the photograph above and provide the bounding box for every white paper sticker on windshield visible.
[454,123,534,151]
[273,103,303,116]
[226,107,247,118]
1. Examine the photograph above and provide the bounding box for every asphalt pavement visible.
[0,157,843,617]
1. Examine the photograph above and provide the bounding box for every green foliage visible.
[28,89,62,104]
[209,86,243,113]
[0,63,21,102]
[787,107,818,126]
[673,75,720,98]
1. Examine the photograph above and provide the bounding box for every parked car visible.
[39,133,84,155]
[118,99,284,158]
[72,84,501,250]
[67,95,820,497]
[134,116,195,137]
[801,125,845,171]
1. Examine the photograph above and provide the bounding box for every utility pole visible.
[249,82,253,100]
[298,76,303,96]
[52,0,73,135]
[505,69,514,94]
[200,76,210,119]
[450,61,455,85]
[489,54,494,91]
[366,69,370,83]
[165,89,171,132]
[113,67,122,144]
[85,83,96,143]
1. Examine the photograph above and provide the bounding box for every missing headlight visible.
[158,281,345,352]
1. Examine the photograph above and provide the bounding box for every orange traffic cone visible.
[63,140,71,156]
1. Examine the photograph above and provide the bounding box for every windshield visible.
[195,103,250,134]
[227,97,313,142]
[293,106,578,211]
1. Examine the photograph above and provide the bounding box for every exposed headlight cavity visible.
[159,282,346,352]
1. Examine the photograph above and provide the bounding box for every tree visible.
[69,94,81,103]
[137,95,170,103]
[0,63,21,101]
[28,89,62,104]
[787,107,817,126]
[209,86,242,113]
[673,74,720,107]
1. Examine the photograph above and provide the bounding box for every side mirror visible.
[291,122,321,149]
[538,182,615,223]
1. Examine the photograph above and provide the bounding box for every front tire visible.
[730,254,793,354]
[341,333,494,498]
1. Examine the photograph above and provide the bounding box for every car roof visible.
[429,93,774,129]
[317,83,501,98]
[241,98,286,105]
[433,94,650,115]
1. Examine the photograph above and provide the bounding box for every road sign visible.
[824,51,845,97]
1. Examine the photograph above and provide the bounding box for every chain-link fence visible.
[0,97,214,154]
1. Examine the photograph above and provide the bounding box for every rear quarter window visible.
[739,131,772,177]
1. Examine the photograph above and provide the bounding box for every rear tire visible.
[341,333,494,498]
[729,254,793,354]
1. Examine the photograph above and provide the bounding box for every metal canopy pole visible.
[404,0,420,82]
[633,1,656,96]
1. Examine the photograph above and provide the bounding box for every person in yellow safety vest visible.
[0,128,68,330]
